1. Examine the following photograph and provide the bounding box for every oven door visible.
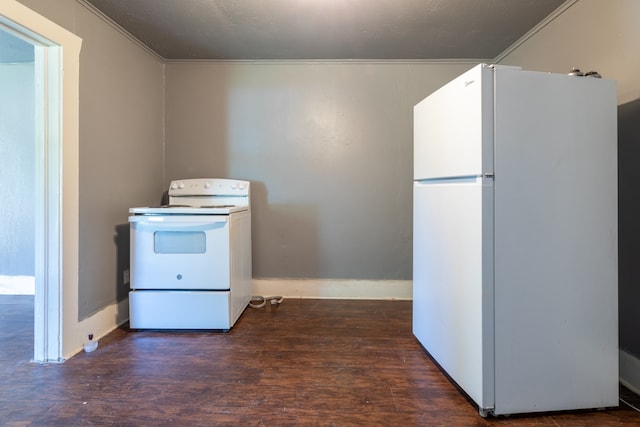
[129,215,230,290]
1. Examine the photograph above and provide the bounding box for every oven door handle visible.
[128,215,228,225]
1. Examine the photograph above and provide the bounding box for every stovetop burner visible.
[158,204,236,209]
[130,178,249,216]
[130,205,247,215]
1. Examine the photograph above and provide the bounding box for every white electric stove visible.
[128,178,252,331]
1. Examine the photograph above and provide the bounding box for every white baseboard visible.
[251,278,412,300]
[620,349,640,394]
[66,298,129,360]
[63,287,640,396]
[64,280,411,359]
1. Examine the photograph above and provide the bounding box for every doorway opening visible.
[0,1,81,363]
[0,20,62,363]
[0,29,35,363]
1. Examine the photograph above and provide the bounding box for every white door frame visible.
[0,1,81,362]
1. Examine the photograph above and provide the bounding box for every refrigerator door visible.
[413,64,494,181]
[492,67,618,414]
[413,177,494,411]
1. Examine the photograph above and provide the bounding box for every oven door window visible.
[154,231,206,254]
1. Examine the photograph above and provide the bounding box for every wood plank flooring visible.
[1,296,640,426]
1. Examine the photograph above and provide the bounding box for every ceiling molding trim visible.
[163,58,493,65]
[493,0,578,63]
[76,0,165,63]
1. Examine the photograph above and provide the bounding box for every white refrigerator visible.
[412,64,618,416]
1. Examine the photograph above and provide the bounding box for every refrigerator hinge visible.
[482,173,494,178]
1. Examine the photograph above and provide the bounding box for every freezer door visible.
[413,177,494,411]
[413,64,493,180]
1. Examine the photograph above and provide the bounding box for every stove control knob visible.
[231,182,238,189]
[239,182,247,190]
[178,182,185,189]
[170,182,178,190]
[204,181,212,189]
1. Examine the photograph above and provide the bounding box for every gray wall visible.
[500,0,640,358]
[17,0,640,350]
[0,61,34,276]
[165,61,473,280]
[17,0,165,320]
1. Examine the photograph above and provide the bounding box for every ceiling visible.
[83,0,567,61]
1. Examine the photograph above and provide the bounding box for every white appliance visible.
[413,64,618,416]
[129,178,252,331]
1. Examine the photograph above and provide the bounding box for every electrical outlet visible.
[123,269,130,285]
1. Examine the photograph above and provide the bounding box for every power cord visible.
[249,295,284,309]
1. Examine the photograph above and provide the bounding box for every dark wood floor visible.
[1,295,640,426]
